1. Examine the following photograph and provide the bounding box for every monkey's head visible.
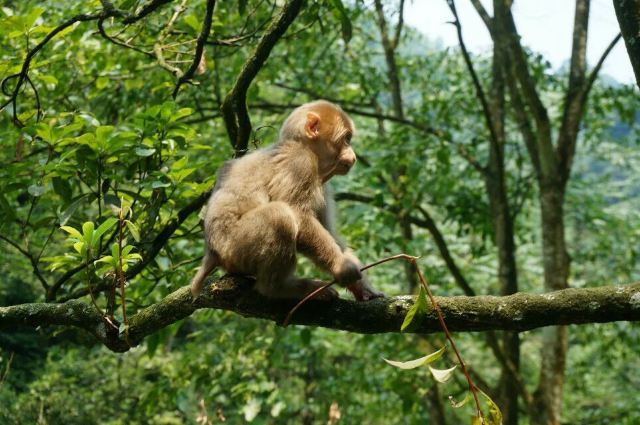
[280,100,357,182]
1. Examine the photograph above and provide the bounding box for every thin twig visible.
[173,0,216,98]
[411,256,484,421]
[282,254,415,327]
[0,352,14,388]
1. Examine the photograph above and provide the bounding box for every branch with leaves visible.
[0,0,179,127]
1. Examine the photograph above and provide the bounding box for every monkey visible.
[190,100,384,302]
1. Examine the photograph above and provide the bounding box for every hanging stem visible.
[281,252,485,421]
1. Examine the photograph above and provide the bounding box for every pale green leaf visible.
[242,398,261,422]
[135,147,155,157]
[429,365,457,383]
[60,225,82,239]
[28,184,45,197]
[125,220,140,242]
[383,346,445,369]
[73,241,84,255]
[449,392,472,409]
[94,255,114,265]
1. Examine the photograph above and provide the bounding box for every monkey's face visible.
[330,131,357,175]
[304,110,357,180]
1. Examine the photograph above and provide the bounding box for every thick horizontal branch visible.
[1,278,639,353]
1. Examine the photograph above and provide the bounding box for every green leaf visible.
[111,242,120,260]
[125,220,140,242]
[183,15,200,32]
[242,398,262,422]
[38,74,58,85]
[0,193,16,222]
[94,255,114,266]
[52,177,72,202]
[82,221,95,246]
[429,365,457,383]
[401,287,428,331]
[92,217,118,247]
[96,76,109,90]
[169,108,193,122]
[479,389,503,425]
[151,181,171,189]
[24,7,44,29]
[95,125,114,143]
[135,147,156,157]
[383,346,445,369]
[60,225,82,239]
[73,241,85,255]
[59,195,88,226]
[28,184,46,197]
[120,0,136,9]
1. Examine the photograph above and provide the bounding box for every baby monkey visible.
[190,100,384,301]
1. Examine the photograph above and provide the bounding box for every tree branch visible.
[172,0,216,98]
[2,278,639,353]
[447,0,500,151]
[557,0,590,186]
[220,0,304,154]
[392,0,405,49]
[468,0,493,33]
[613,0,640,88]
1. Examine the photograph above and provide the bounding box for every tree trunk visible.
[486,9,521,423]
[531,183,570,425]
[613,0,640,88]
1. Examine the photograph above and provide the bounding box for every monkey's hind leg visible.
[190,250,219,298]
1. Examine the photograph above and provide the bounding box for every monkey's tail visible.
[190,250,219,298]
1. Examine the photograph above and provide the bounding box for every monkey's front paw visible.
[332,257,362,285]
[348,281,385,302]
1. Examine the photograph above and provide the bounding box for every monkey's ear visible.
[305,112,321,139]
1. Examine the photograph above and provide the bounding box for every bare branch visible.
[557,0,590,186]
[122,0,175,24]
[468,0,493,32]
[392,0,405,49]
[172,0,216,98]
[585,33,622,95]
[447,0,500,148]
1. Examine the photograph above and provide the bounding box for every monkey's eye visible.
[344,134,352,145]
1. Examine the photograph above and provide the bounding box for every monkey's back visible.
[203,143,325,252]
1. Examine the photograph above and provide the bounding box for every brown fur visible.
[190,100,384,301]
